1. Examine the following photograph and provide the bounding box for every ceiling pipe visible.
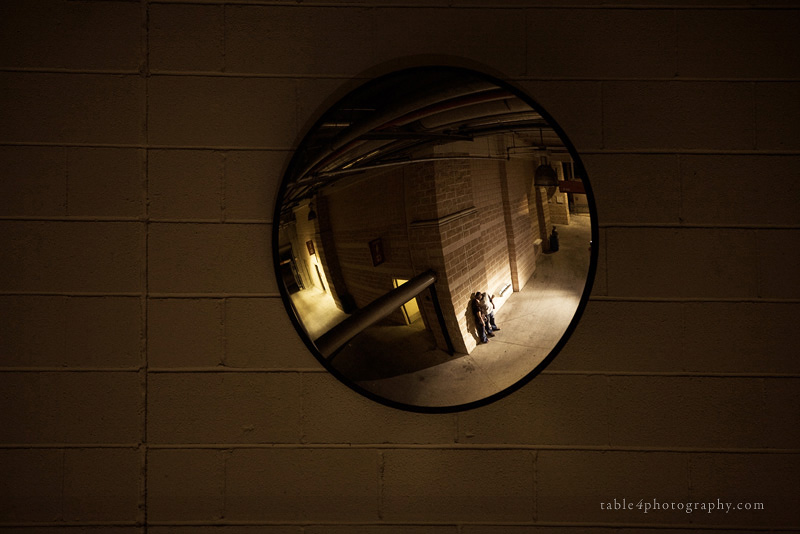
[304,96,529,179]
[293,80,499,181]
[303,90,511,178]
[315,154,511,179]
[377,88,514,129]
[416,98,535,131]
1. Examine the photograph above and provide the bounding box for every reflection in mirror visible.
[275,67,597,411]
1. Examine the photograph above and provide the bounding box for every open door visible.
[393,278,422,324]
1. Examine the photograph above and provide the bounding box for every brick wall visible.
[1,1,798,531]
[503,158,539,292]
[325,167,413,324]
[470,159,512,296]
[406,158,485,354]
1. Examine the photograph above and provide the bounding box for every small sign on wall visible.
[306,240,315,256]
[369,238,384,266]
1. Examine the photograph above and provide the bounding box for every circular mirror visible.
[274,66,598,412]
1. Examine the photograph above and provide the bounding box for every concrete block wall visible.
[0,1,798,532]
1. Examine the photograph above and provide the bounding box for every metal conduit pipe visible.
[295,81,499,180]
[416,98,534,131]
[315,269,437,359]
[306,94,527,180]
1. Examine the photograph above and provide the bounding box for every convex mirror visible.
[274,66,597,412]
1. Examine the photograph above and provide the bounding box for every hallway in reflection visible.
[321,213,592,407]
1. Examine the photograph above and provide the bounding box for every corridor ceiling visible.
[279,68,568,219]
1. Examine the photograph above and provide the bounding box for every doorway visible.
[279,246,304,294]
[393,278,422,324]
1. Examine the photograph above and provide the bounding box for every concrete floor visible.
[291,213,593,409]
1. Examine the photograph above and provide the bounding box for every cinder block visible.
[527,9,676,78]
[0,296,140,369]
[458,374,607,445]
[678,10,800,79]
[556,301,800,375]
[0,221,144,293]
[64,297,142,368]
[225,151,288,221]
[148,150,224,220]
[605,227,758,298]
[756,229,800,299]
[308,527,456,534]
[225,6,376,76]
[147,449,224,521]
[603,82,754,150]
[301,373,456,444]
[67,148,145,218]
[0,296,66,368]
[517,81,602,151]
[218,224,276,293]
[0,372,141,443]
[0,373,41,443]
[688,453,800,527]
[147,76,297,148]
[756,83,800,150]
[48,372,142,443]
[0,0,141,70]
[582,154,679,224]
[148,223,274,294]
[680,155,800,226]
[225,298,317,368]
[0,449,62,521]
[537,450,687,523]
[147,373,302,443]
[382,449,535,522]
[763,378,800,449]
[63,447,141,521]
[0,528,142,534]
[148,298,224,368]
[150,528,302,534]
[554,301,682,372]
[609,377,764,448]
[149,4,224,72]
[371,8,526,77]
[0,72,144,145]
[462,527,617,534]
[147,223,223,293]
[590,228,607,296]
[0,146,66,216]
[224,448,380,521]
[683,302,800,374]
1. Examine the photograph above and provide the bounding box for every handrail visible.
[315,269,437,358]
